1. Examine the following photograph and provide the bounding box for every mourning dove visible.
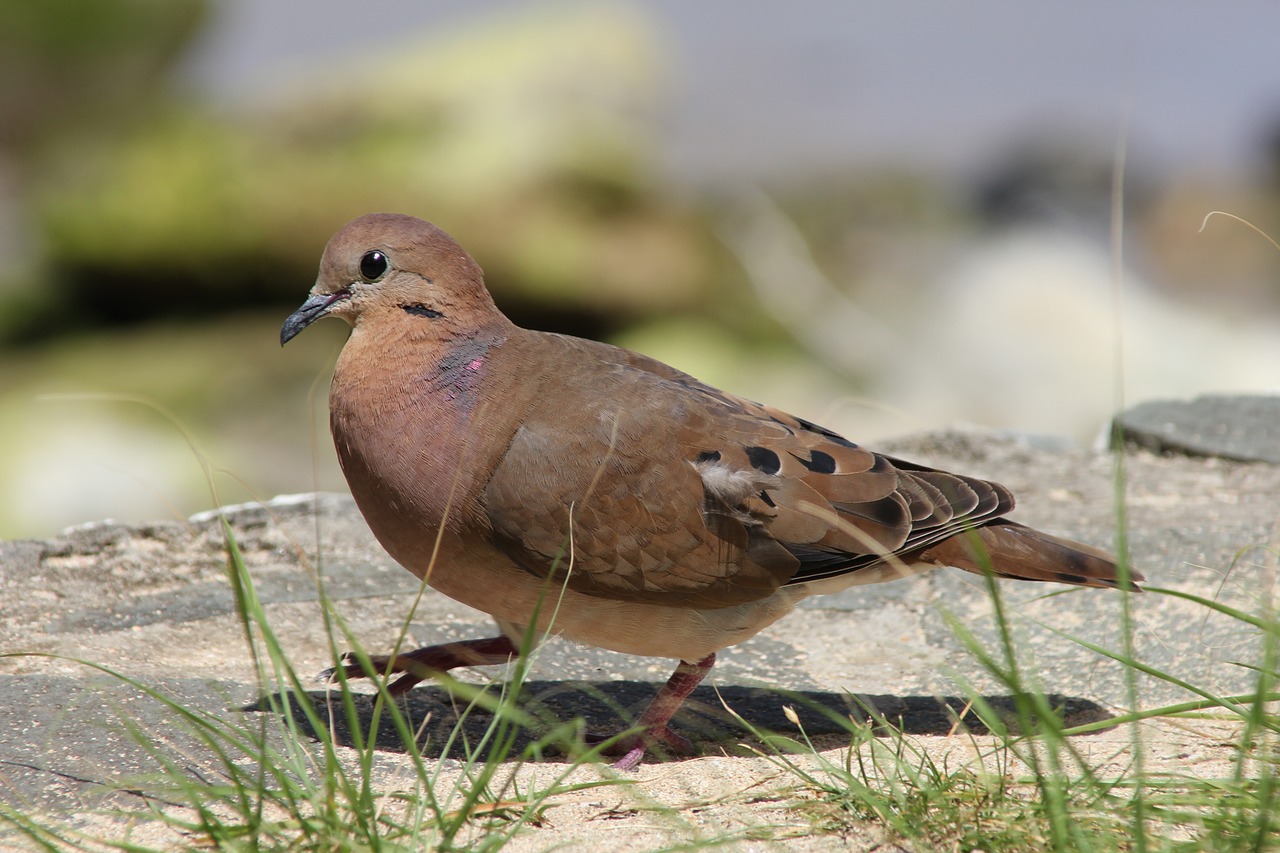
[281,213,1142,770]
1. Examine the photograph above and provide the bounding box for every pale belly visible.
[379,527,939,662]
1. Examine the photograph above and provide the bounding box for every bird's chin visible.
[280,289,351,345]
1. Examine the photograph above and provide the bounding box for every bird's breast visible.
[327,331,517,575]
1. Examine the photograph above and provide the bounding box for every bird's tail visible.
[918,519,1144,591]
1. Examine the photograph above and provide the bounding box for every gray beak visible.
[280,290,349,345]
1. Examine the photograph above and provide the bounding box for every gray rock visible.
[1113,393,1280,464]
[1,429,1276,835]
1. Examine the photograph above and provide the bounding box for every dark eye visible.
[359,250,389,281]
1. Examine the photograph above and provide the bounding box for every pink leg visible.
[610,653,716,772]
[328,636,518,695]
[329,642,715,770]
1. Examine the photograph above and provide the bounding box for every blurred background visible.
[2,0,1279,539]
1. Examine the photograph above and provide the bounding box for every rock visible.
[1,431,1276,846]
[859,229,1280,443]
[1112,393,1280,464]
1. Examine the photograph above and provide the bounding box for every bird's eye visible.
[359,250,389,281]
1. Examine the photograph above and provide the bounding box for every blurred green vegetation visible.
[0,3,795,537]
[7,3,726,345]
[0,0,206,150]
[0,0,208,339]
[2,2,1279,539]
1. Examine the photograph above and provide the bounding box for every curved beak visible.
[280,290,349,346]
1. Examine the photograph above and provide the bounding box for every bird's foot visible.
[591,653,715,771]
[318,651,430,694]
[582,725,695,771]
[317,637,519,696]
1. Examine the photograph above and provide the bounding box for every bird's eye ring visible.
[359,250,389,281]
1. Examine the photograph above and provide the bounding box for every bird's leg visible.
[326,636,519,695]
[608,653,716,772]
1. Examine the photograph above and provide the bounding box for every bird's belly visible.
[408,538,810,662]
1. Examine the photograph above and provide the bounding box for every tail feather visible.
[917,519,1144,591]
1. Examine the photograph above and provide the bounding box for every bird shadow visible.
[243,678,1119,763]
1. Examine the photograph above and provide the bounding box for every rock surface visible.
[1,425,1276,849]
[1114,393,1280,464]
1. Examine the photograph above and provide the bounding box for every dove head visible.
[281,213,499,345]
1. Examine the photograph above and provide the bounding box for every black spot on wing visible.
[793,449,837,474]
[744,445,781,475]
[782,543,881,581]
[830,495,909,529]
[695,450,722,464]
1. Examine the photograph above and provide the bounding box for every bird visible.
[280,212,1143,771]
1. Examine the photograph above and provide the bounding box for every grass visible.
[4,496,1277,852]
[3,508,634,852]
[734,561,1280,852]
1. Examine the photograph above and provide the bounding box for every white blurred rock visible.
[6,408,207,536]
[878,228,1280,443]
